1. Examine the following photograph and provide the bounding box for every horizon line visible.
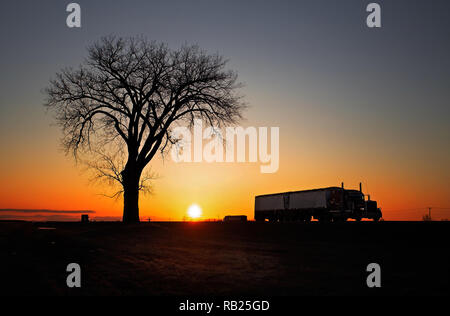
[0,209,96,214]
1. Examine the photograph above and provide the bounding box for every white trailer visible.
[254,185,382,222]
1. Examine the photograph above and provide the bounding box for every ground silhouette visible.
[1,221,449,295]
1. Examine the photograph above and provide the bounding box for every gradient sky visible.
[1,0,449,221]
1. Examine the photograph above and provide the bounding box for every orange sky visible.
[1,111,449,221]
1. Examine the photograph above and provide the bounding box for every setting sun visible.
[187,204,202,219]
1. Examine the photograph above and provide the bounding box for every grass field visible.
[0,221,449,295]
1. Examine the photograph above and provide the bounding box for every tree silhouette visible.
[45,36,244,223]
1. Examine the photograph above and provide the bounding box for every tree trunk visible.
[122,168,141,223]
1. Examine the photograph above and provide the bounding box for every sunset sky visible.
[1,0,449,221]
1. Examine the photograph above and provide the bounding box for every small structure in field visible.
[81,214,89,223]
[223,215,247,222]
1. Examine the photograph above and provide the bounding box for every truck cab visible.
[364,199,382,221]
[344,189,366,221]
[340,189,382,221]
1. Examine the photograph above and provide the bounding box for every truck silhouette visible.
[254,183,382,222]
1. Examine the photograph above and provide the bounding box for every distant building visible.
[223,215,247,222]
[81,214,89,223]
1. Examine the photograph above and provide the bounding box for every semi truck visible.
[254,183,382,222]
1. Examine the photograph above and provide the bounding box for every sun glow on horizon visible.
[187,204,202,219]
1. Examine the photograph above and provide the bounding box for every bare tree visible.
[45,36,244,223]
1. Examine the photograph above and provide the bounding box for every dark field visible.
[0,221,449,295]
